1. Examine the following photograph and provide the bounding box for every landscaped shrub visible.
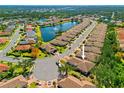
[92,23,124,88]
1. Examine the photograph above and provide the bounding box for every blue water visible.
[39,18,48,22]
[38,18,48,23]
[40,21,78,42]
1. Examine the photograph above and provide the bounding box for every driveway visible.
[0,21,97,81]
[0,25,24,62]
[33,21,97,81]
[34,57,59,81]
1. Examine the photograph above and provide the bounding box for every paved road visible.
[33,21,97,81]
[0,25,24,62]
[0,21,97,81]
[62,21,97,57]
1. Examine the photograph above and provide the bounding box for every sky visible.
[0,0,124,5]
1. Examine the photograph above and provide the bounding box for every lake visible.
[38,18,48,23]
[40,21,78,42]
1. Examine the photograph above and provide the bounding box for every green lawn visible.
[28,82,37,88]
[7,48,48,59]
[68,70,83,79]
[37,50,47,59]
[55,46,67,53]
[0,59,34,80]
[92,23,124,88]
[0,42,9,50]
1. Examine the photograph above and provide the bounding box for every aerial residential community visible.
[0,5,124,88]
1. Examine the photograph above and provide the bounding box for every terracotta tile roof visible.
[0,32,11,36]
[15,45,31,51]
[116,27,124,49]
[116,27,124,32]
[58,75,96,88]
[0,38,8,44]
[120,44,124,49]
[118,31,124,40]
[0,75,28,88]
[119,40,124,44]
[0,64,9,73]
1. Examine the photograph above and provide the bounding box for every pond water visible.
[38,18,48,23]
[40,21,78,42]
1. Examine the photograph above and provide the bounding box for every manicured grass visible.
[22,52,32,57]
[7,51,21,57]
[0,59,34,80]
[35,25,42,43]
[7,48,47,59]
[37,50,47,59]
[28,82,37,88]
[92,23,124,88]
[0,28,17,51]
[55,46,67,53]
[14,67,23,74]
[68,70,83,79]
[0,42,9,50]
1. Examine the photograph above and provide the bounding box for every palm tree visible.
[53,81,57,88]
[58,63,76,77]
[18,59,34,77]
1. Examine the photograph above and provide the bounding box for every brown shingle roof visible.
[58,75,96,88]
[87,37,104,43]
[88,23,107,43]
[85,41,104,48]
[56,36,72,42]
[0,75,28,88]
[85,46,101,54]
[67,57,95,73]
[85,52,100,62]
[50,18,91,47]
[50,39,68,46]
[75,50,99,62]
[67,57,81,66]
[63,33,76,38]
[40,44,57,54]
[77,60,95,73]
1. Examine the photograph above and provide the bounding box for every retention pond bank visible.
[40,21,78,42]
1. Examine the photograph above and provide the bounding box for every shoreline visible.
[39,21,80,42]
